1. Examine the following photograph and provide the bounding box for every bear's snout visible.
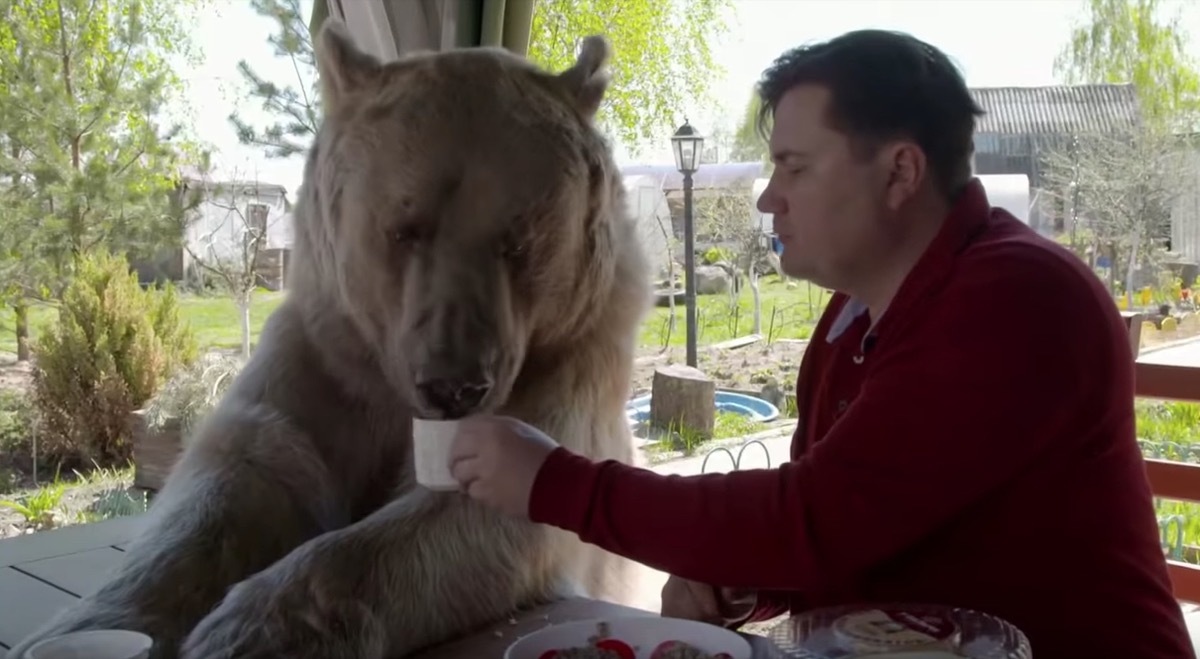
[414,370,494,419]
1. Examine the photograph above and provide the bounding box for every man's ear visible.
[880,141,927,212]
[316,19,383,112]
[555,35,611,120]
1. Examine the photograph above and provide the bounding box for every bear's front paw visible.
[180,569,385,659]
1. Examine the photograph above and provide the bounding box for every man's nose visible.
[756,183,782,215]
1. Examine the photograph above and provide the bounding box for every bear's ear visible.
[316,19,382,111]
[556,35,611,120]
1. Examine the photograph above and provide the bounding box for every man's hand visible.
[448,415,560,518]
[660,575,757,628]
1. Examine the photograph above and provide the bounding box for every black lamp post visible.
[671,119,705,368]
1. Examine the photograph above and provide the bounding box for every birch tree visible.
[729,90,771,167]
[1055,0,1200,131]
[181,172,287,357]
[527,0,735,152]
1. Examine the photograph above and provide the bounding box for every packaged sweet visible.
[533,621,734,659]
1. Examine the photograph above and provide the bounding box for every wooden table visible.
[0,518,788,658]
[414,596,788,658]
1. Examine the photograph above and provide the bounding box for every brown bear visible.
[8,19,652,659]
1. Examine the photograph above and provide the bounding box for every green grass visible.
[175,292,286,350]
[644,410,770,459]
[1136,400,1200,562]
[639,275,830,350]
[0,460,146,531]
[1138,401,1200,449]
[0,276,827,356]
[0,291,287,355]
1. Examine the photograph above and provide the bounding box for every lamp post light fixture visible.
[671,119,705,368]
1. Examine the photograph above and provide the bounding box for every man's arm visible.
[529,256,1125,594]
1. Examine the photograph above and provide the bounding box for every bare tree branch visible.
[181,168,285,356]
[1040,126,1191,305]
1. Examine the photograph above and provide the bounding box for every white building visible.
[181,178,292,268]
[131,177,293,288]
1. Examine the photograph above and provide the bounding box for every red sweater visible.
[529,179,1194,658]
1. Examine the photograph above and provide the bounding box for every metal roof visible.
[970,83,1141,136]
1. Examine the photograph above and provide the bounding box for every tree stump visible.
[650,364,716,440]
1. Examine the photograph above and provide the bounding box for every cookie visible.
[831,608,961,654]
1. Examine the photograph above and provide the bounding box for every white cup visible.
[412,419,461,491]
[24,630,153,659]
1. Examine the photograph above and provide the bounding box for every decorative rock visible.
[695,265,731,295]
[1162,316,1179,332]
[650,364,716,440]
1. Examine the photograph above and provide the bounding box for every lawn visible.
[175,292,287,350]
[0,275,830,356]
[638,275,830,349]
[1134,400,1200,563]
[0,292,288,355]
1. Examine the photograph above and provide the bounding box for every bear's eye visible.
[502,240,528,261]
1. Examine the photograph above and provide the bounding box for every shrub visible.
[0,389,33,461]
[144,351,243,439]
[31,250,198,468]
[702,246,731,265]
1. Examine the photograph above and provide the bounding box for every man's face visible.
[756,85,897,288]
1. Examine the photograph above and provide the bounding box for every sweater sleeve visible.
[528,253,1113,594]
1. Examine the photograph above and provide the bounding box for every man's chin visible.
[779,259,815,282]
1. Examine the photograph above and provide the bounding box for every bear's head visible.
[293,20,647,420]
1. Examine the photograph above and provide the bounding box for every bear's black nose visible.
[416,377,492,419]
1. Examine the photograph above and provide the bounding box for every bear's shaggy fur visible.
[9,20,651,659]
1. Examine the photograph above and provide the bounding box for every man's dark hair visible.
[756,29,985,197]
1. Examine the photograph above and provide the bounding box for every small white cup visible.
[412,418,461,491]
[24,630,153,659]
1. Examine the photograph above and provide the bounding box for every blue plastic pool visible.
[626,389,780,427]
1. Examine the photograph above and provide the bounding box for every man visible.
[449,29,1194,658]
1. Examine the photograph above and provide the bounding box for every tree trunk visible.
[57,3,86,265]
[1125,232,1141,311]
[1107,242,1118,296]
[237,294,252,358]
[665,257,677,350]
[14,301,30,362]
[655,215,677,352]
[750,267,762,335]
[727,261,739,311]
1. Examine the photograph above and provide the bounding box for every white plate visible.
[504,615,753,659]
